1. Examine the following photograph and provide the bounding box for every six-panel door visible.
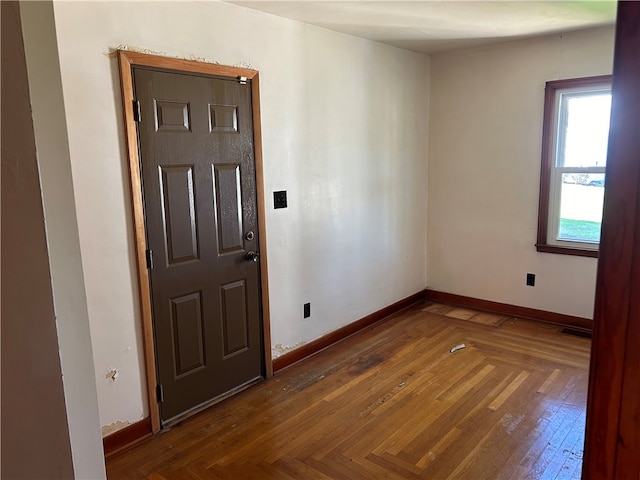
[134,68,263,422]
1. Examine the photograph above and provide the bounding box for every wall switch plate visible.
[274,191,287,209]
[526,273,535,286]
[303,303,311,318]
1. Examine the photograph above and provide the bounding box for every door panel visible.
[221,280,250,357]
[134,68,263,422]
[213,164,244,254]
[159,165,199,264]
[170,291,205,377]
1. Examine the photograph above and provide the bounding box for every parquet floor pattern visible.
[106,302,591,479]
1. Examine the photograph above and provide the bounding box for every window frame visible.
[536,75,612,258]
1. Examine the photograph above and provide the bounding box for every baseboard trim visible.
[424,289,592,331]
[273,290,427,372]
[103,417,152,458]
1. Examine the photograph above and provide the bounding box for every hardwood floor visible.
[106,301,591,479]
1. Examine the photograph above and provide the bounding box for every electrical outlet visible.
[526,273,536,286]
[303,303,311,318]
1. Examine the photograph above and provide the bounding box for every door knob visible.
[245,251,259,262]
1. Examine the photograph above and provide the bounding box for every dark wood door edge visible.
[273,290,428,373]
[424,289,592,332]
[103,417,152,458]
[584,3,640,477]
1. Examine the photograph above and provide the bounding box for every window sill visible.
[536,243,599,258]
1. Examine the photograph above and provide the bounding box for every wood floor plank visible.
[106,302,590,480]
[488,370,530,410]
[524,375,588,479]
[384,364,496,456]
[271,458,334,480]
[538,368,563,393]
[415,427,461,468]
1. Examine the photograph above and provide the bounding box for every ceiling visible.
[226,0,617,55]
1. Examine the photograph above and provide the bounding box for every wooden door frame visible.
[583,2,640,478]
[117,50,272,433]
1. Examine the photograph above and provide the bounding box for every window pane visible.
[558,93,611,168]
[558,173,605,243]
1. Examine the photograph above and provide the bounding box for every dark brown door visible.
[133,68,263,423]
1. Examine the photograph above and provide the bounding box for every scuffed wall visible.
[52,1,429,434]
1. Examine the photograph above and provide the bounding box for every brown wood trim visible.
[116,51,270,430]
[536,73,556,249]
[115,51,258,80]
[117,51,161,434]
[545,74,614,90]
[273,290,428,372]
[583,3,640,478]
[535,243,599,258]
[251,74,273,379]
[103,417,152,458]
[536,74,612,258]
[424,289,592,331]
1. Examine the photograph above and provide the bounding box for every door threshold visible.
[161,376,263,429]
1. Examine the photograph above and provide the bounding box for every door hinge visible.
[133,100,141,122]
[145,249,154,269]
[237,76,248,85]
[156,384,164,403]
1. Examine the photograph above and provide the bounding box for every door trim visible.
[117,50,272,433]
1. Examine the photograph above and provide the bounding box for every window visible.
[536,75,612,257]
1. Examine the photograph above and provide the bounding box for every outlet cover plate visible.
[274,190,287,209]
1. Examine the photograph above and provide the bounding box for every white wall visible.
[427,26,615,319]
[20,2,107,477]
[52,1,429,434]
